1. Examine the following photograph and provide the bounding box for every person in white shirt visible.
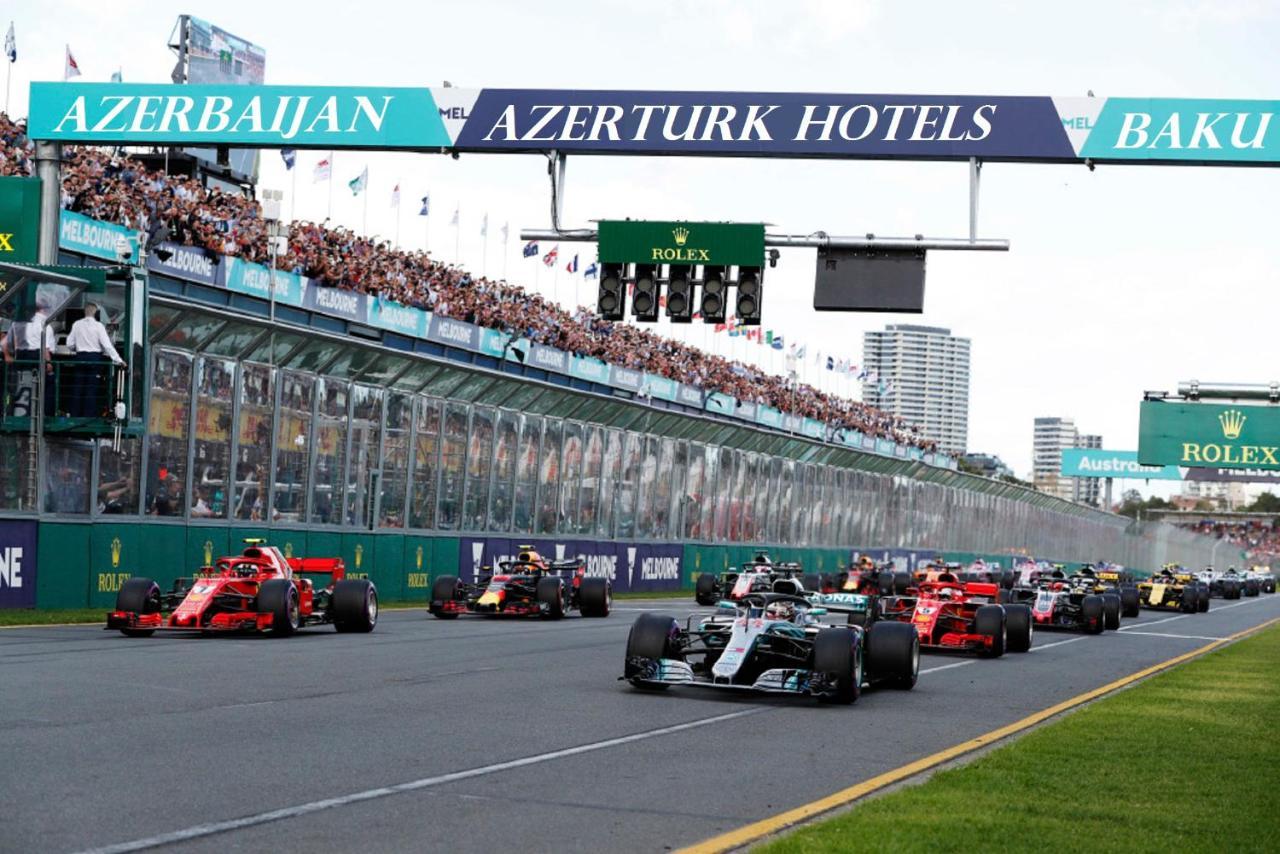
[1,295,57,416]
[66,302,124,418]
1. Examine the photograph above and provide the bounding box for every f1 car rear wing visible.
[287,557,347,578]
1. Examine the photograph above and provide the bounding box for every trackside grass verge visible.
[760,623,1280,854]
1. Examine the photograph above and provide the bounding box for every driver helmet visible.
[858,555,875,569]
[937,587,957,600]
[765,600,796,622]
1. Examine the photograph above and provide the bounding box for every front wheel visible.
[1120,586,1141,618]
[625,613,680,690]
[865,621,919,689]
[115,577,160,637]
[429,576,460,619]
[694,573,718,607]
[1081,595,1105,633]
[813,627,861,704]
[578,577,612,617]
[974,604,1007,656]
[536,577,566,619]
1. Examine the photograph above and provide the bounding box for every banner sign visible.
[598,220,764,266]
[1183,467,1280,483]
[59,209,140,262]
[676,384,704,407]
[304,285,366,321]
[458,537,684,593]
[0,177,42,264]
[803,418,827,440]
[705,392,736,415]
[0,519,37,609]
[783,414,804,434]
[528,344,569,373]
[29,83,1280,166]
[367,297,428,337]
[569,355,610,383]
[221,257,305,305]
[1138,401,1280,470]
[610,365,643,393]
[146,241,219,285]
[1060,448,1182,480]
[478,328,511,359]
[756,406,784,429]
[427,315,480,350]
[642,373,679,402]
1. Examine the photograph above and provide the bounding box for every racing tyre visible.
[429,576,460,619]
[694,573,718,607]
[1223,580,1240,600]
[625,613,680,690]
[1005,604,1034,653]
[1244,580,1259,597]
[801,573,823,594]
[997,589,1010,604]
[578,577,612,618]
[536,576,566,619]
[1266,579,1276,594]
[1198,585,1210,613]
[974,604,1007,656]
[258,579,300,637]
[115,577,161,637]
[1102,594,1121,631]
[1001,569,1016,590]
[877,572,895,596]
[1120,586,1141,618]
[1081,595,1105,633]
[865,621,919,689]
[1180,588,1198,613]
[893,571,911,595]
[813,628,862,704]
[332,579,378,633]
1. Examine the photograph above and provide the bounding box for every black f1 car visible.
[623,592,919,704]
[430,546,611,619]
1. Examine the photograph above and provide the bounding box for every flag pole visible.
[4,57,9,115]
[394,193,401,249]
[289,159,297,224]
[482,225,488,278]
[362,179,369,235]
[326,151,335,222]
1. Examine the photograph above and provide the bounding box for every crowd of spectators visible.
[1179,518,1280,563]
[0,113,934,451]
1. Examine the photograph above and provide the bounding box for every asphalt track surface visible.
[3,593,1278,854]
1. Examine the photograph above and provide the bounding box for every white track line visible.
[1115,631,1227,641]
[77,708,765,854]
[1032,636,1088,652]
[919,660,976,675]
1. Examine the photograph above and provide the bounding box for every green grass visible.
[762,623,1280,854]
[0,608,108,626]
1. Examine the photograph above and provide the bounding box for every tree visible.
[1117,493,1175,519]
[1244,492,1280,514]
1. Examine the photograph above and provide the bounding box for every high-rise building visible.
[1033,417,1077,500]
[862,325,970,453]
[1074,433,1103,506]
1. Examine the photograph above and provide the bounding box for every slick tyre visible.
[578,577,612,617]
[536,576,566,619]
[1180,588,1198,613]
[1081,594,1105,634]
[625,613,679,690]
[893,571,912,595]
[1102,594,1121,631]
[332,579,378,633]
[694,573,718,606]
[865,621,919,689]
[258,579,300,637]
[878,572,895,596]
[429,576,460,619]
[974,604,1007,656]
[1001,569,1017,590]
[801,573,822,594]
[1244,580,1259,598]
[1198,585,1210,613]
[1223,581,1240,600]
[813,628,862,704]
[1005,604,1034,653]
[115,577,160,637]
[1121,586,1141,618]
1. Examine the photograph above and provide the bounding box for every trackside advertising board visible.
[1060,449,1182,480]
[0,519,38,608]
[1138,401,1280,471]
[460,538,684,593]
[28,83,1280,165]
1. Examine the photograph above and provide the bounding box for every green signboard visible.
[597,220,764,266]
[1138,400,1280,470]
[0,177,42,264]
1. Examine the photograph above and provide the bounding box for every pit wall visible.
[8,518,1112,610]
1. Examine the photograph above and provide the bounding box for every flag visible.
[64,45,80,80]
[450,205,459,227]
[313,158,331,183]
[348,167,368,196]
[110,67,122,83]
[795,344,807,360]
[391,184,401,207]
[419,195,430,216]
[480,213,488,237]
[826,356,835,371]
[771,334,784,351]
[584,262,598,279]
[501,222,509,244]
[566,254,579,274]
[543,245,559,267]
[522,240,538,258]
[280,149,296,170]
[4,22,15,63]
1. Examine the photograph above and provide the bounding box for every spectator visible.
[66,302,125,417]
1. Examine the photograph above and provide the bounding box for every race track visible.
[2,593,1278,854]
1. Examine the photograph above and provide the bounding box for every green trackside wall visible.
[34,520,459,609]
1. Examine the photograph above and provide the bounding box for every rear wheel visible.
[1081,595,1105,633]
[1198,585,1210,613]
[1120,586,1141,618]
[536,577,566,619]
[1223,581,1240,600]
[694,573,718,606]
[1102,594,1121,631]
[1244,580,1259,598]
[865,621,919,689]
[578,577,612,617]
[257,579,299,637]
[332,579,378,632]
[429,576,460,619]
[974,605,1006,656]
[893,572,911,595]
[813,628,862,704]
[801,573,822,594]
[625,613,680,690]
[115,577,160,637]
[1005,604,1034,652]
[877,572,895,596]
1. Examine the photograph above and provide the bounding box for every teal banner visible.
[1080,98,1280,163]
[642,373,679,402]
[28,83,452,149]
[705,392,736,415]
[367,297,427,337]
[222,257,305,305]
[58,210,140,261]
[755,406,784,429]
[1061,448,1182,480]
[569,355,610,383]
[802,418,826,440]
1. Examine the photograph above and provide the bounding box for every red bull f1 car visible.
[879,573,1033,656]
[429,546,611,619]
[623,592,919,704]
[106,539,378,637]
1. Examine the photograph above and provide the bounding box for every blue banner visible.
[459,537,683,593]
[366,297,427,337]
[146,240,219,285]
[221,257,305,305]
[1060,448,1182,480]
[610,365,643,393]
[528,344,569,373]
[58,210,140,262]
[569,355,610,383]
[427,315,480,350]
[0,519,37,608]
[305,285,366,322]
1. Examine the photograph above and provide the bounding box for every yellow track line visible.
[678,615,1280,854]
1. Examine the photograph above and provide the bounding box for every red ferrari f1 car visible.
[106,539,378,637]
[879,573,1033,657]
[429,546,611,619]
